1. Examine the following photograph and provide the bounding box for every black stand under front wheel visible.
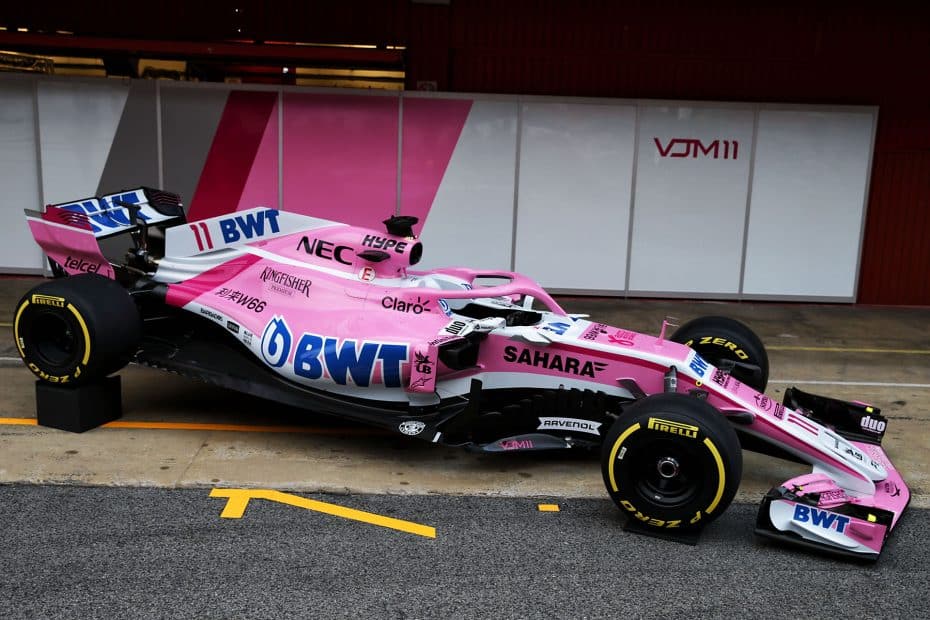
[14,274,141,386]
[601,393,742,531]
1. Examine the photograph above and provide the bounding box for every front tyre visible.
[671,315,769,392]
[601,393,742,531]
[13,274,141,385]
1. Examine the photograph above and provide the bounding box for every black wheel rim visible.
[626,437,703,508]
[32,312,78,367]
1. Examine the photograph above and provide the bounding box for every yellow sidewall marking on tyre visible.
[607,422,641,492]
[66,303,91,365]
[703,437,726,514]
[13,300,29,358]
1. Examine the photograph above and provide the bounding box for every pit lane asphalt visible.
[1,485,928,619]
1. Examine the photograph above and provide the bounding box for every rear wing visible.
[23,187,186,280]
[46,187,185,238]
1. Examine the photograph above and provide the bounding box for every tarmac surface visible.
[1,275,929,616]
[2,486,929,619]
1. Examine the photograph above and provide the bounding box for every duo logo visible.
[59,191,145,234]
[261,315,407,388]
[792,504,851,534]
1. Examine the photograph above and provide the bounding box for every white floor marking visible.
[771,379,930,388]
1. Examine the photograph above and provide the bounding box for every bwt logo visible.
[654,138,740,160]
[59,191,145,233]
[689,353,708,378]
[260,315,408,388]
[792,504,851,534]
[191,209,281,252]
[220,209,280,243]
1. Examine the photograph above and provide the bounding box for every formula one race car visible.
[14,187,910,560]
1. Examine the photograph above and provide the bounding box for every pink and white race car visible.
[14,187,909,560]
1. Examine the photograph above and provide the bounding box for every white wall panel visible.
[37,80,129,205]
[514,102,636,290]
[629,106,754,294]
[742,110,875,298]
[419,100,518,271]
[0,81,44,271]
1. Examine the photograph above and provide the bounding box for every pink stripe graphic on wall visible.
[186,91,472,231]
[283,93,398,227]
[400,97,473,233]
[188,91,278,221]
[237,97,279,213]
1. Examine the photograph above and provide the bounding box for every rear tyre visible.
[601,393,742,531]
[671,315,769,392]
[13,274,141,385]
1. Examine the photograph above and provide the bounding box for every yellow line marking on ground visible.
[537,504,560,512]
[209,488,436,538]
[0,417,381,435]
[0,417,36,426]
[102,420,377,434]
[768,345,930,355]
[0,321,12,328]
